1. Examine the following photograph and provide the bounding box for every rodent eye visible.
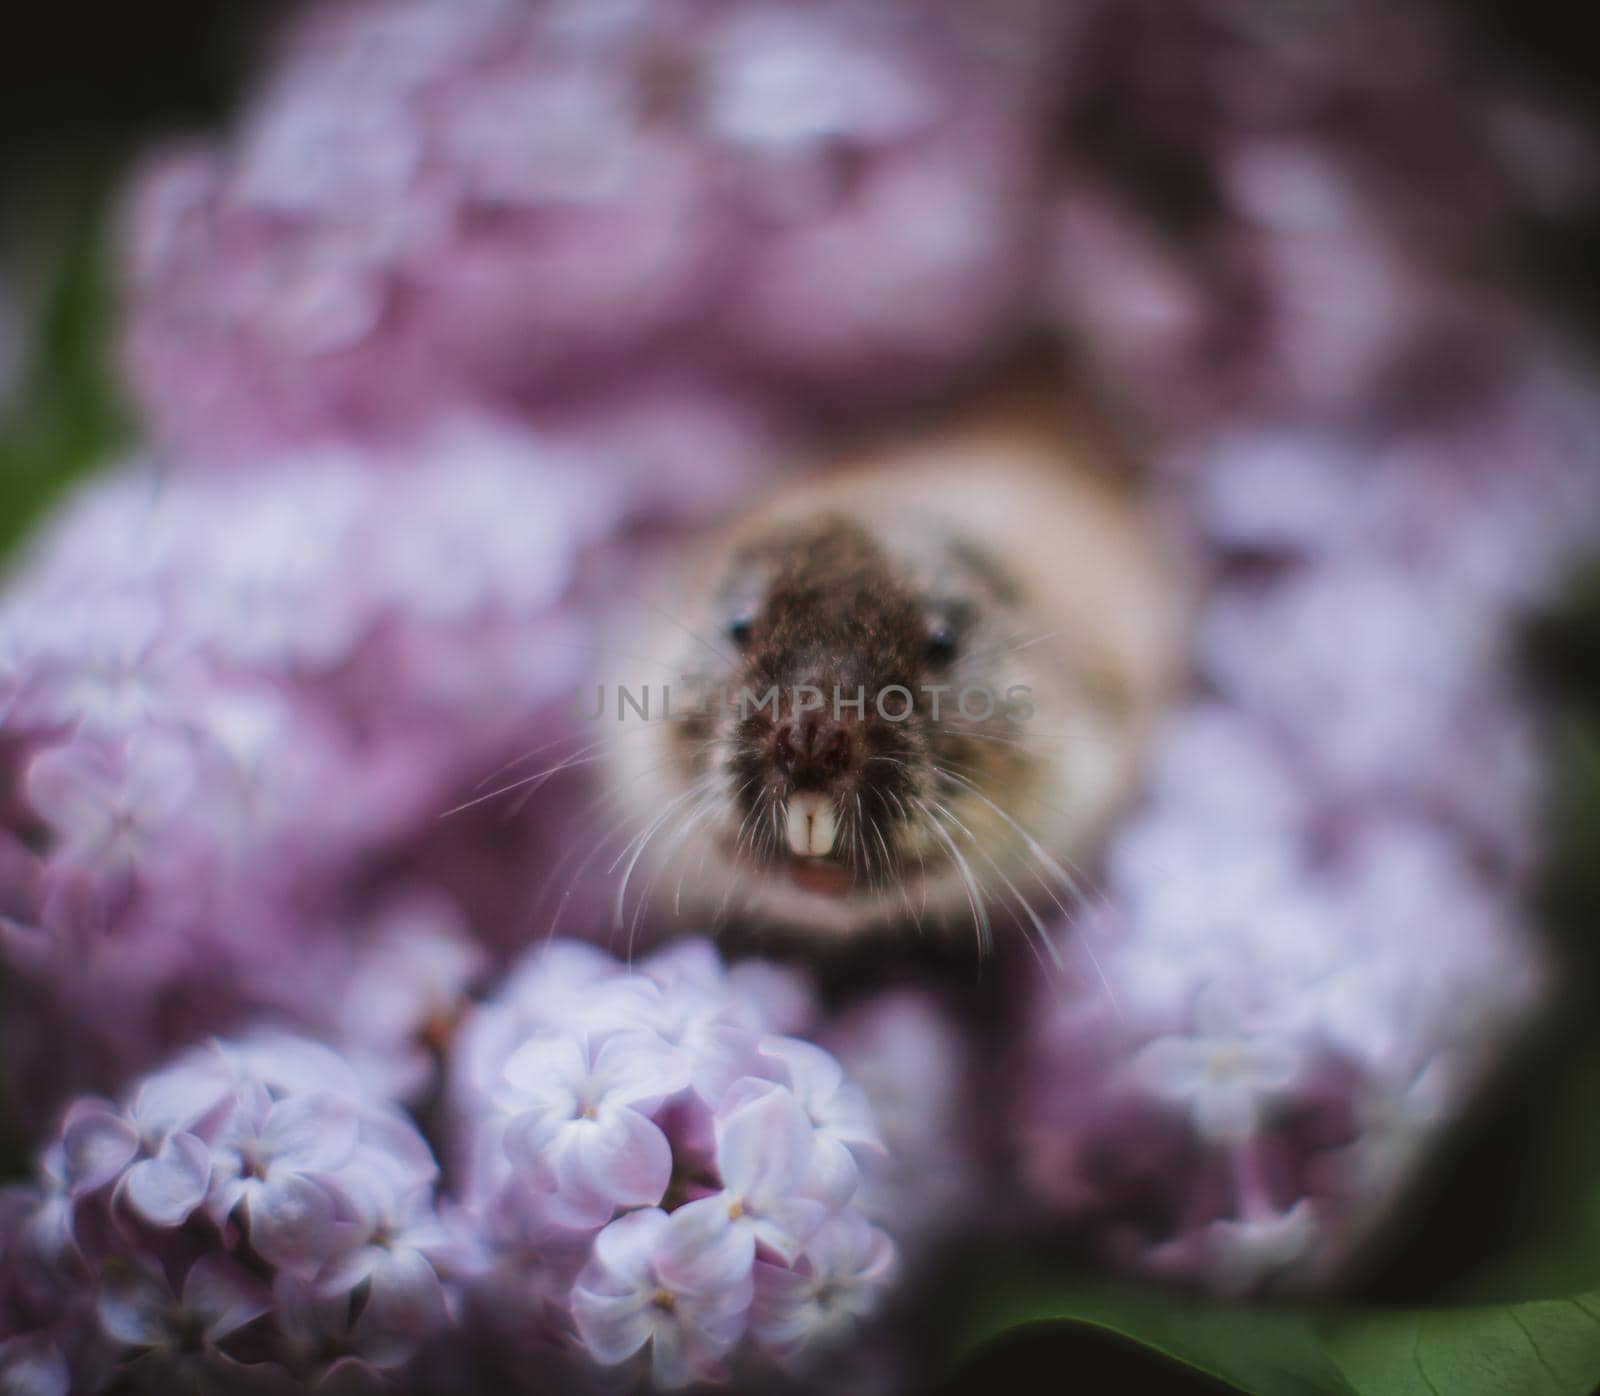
[727,614,755,649]
[926,624,958,667]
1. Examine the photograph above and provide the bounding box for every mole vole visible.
[599,386,1186,946]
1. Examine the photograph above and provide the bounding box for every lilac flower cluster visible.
[1010,338,1600,1295]
[0,941,926,1393]
[0,413,772,1125]
[450,938,899,1388]
[1046,0,1596,429]
[997,0,1600,1293]
[122,0,1065,462]
[0,1034,452,1394]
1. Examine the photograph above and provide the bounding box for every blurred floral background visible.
[3,2,1600,1393]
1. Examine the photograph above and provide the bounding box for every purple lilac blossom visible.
[820,991,979,1266]
[1009,351,1600,1287]
[2,1034,453,1392]
[1013,4,1600,1280]
[0,413,772,1126]
[1014,774,1546,1288]
[1047,0,1595,429]
[121,0,1064,462]
[448,937,900,1389]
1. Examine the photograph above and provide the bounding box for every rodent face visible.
[661,514,1040,928]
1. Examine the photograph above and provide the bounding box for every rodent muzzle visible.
[772,714,854,789]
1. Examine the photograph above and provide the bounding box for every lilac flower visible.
[2,1184,96,1396]
[0,412,768,1124]
[1009,400,1574,1290]
[1048,0,1595,428]
[12,1033,455,1387]
[312,1186,455,1369]
[334,893,489,1102]
[207,1089,362,1273]
[0,1334,70,1396]
[822,991,979,1263]
[1130,988,1303,1145]
[750,1213,897,1361]
[1005,389,1579,1286]
[95,1256,270,1365]
[571,1205,755,1389]
[120,0,1064,461]
[501,1032,689,1226]
[448,936,899,1388]
[673,1081,830,1267]
[757,1037,883,1207]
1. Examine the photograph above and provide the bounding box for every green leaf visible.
[1320,1298,1600,1396]
[0,164,131,565]
[957,1282,1600,1396]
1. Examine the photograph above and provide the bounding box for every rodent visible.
[597,382,1186,946]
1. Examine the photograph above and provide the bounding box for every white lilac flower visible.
[305,1182,456,1369]
[448,936,900,1387]
[749,1212,898,1361]
[756,1037,883,1209]
[1129,989,1303,1145]
[822,991,979,1263]
[0,414,753,1126]
[333,893,489,1103]
[95,1256,270,1366]
[120,0,1063,460]
[672,1081,831,1268]
[501,1032,690,1227]
[14,1033,455,1386]
[570,1205,754,1389]
[206,1089,363,1274]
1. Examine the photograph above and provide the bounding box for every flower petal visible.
[355,1249,448,1368]
[502,1035,586,1110]
[714,1082,814,1204]
[657,1195,756,1295]
[259,1092,358,1174]
[122,1131,211,1226]
[96,1270,171,1347]
[591,1030,691,1111]
[590,1207,670,1291]
[246,1174,340,1274]
[60,1106,137,1195]
[563,1109,673,1211]
[183,1255,271,1341]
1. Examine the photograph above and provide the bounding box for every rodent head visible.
[657,513,1042,928]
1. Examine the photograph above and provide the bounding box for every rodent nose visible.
[773,714,852,786]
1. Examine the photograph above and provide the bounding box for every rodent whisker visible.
[673,795,724,921]
[929,758,1105,901]
[863,754,912,771]
[729,776,767,862]
[608,772,722,957]
[943,726,1123,752]
[619,586,741,670]
[445,721,670,820]
[909,796,992,957]
[934,765,1091,907]
[525,787,668,948]
[633,783,725,949]
[924,791,1068,977]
